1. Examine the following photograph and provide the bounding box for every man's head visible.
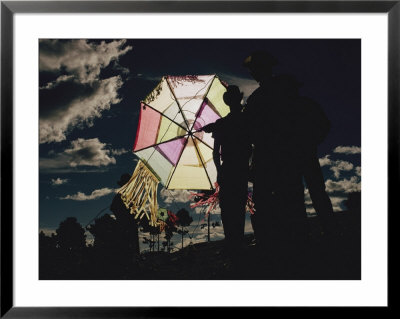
[243,50,278,83]
[223,85,243,111]
[117,173,131,187]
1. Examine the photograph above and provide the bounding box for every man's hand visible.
[201,123,214,133]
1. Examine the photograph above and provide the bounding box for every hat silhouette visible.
[223,85,244,106]
[243,50,278,69]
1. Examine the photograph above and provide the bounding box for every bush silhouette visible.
[176,208,193,249]
[140,217,162,252]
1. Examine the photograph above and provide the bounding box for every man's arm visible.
[303,149,336,238]
[201,122,217,133]
[303,150,333,219]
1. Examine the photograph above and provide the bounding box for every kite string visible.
[84,205,110,229]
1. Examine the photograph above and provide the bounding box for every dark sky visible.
[39,39,361,236]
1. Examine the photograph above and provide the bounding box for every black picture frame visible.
[1,0,394,317]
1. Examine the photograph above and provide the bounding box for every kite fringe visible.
[117,160,160,226]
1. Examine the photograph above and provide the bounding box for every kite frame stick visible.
[139,101,188,133]
[165,75,191,129]
[190,135,214,190]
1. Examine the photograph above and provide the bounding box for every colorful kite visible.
[118,75,230,224]
[133,75,229,190]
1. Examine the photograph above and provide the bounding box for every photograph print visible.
[39,39,361,280]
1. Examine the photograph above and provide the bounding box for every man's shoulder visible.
[215,116,233,130]
[212,117,226,129]
[247,86,265,100]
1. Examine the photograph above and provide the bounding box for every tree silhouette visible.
[162,230,175,253]
[39,230,57,250]
[38,217,88,279]
[176,208,193,249]
[56,217,86,251]
[163,211,178,253]
[39,231,58,279]
[139,218,161,252]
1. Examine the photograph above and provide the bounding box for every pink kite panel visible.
[133,103,162,151]
[156,137,187,165]
[193,100,221,131]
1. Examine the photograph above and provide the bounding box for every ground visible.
[135,229,360,280]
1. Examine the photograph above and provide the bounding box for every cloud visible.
[39,228,56,236]
[39,39,132,144]
[159,189,224,215]
[160,189,193,204]
[60,187,116,201]
[304,190,312,206]
[330,160,354,179]
[193,205,221,215]
[319,154,354,179]
[40,76,123,143]
[307,147,361,214]
[330,196,347,209]
[325,176,361,194]
[39,39,132,83]
[40,75,74,90]
[51,178,68,186]
[42,168,109,174]
[305,189,346,213]
[182,221,226,247]
[66,138,116,167]
[333,145,361,155]
[111,148,129,156]
[306,207,316,214]
[244,218,254,234]
[40,138,116,170]
[319,155,332,167]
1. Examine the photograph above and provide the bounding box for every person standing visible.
[110,174,140,264]
[201,86,252,254]
[242,51,333,276]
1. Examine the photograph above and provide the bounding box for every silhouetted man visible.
[111,174,140,264]
[201,86,252,254]
[243,51,333,274]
